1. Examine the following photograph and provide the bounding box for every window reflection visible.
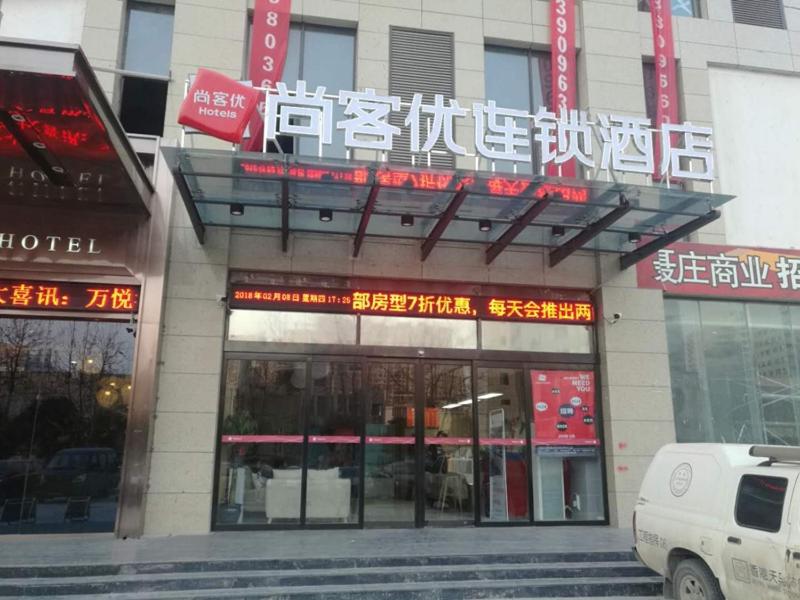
[667,299,800,445]
[360,316,477,349]
[0,318,134,534]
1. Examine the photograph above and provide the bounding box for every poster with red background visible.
[531,370,597,445]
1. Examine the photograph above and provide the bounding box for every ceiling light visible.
[552,225,566,238]
[401,214,414,227]
[479,219,492,232]
[230,203,244,216]
[319,208,333,222]
[628,232,642,243]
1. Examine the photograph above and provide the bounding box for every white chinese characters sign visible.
[258,80,716,182]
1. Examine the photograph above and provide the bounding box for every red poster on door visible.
[531,370,597,445]
[243,0,292,151]
[650,0,678,176]
[549,0,577,178]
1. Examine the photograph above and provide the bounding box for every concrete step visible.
[18,576,663,599]
[0,550,636,578]
[0,561,655,596]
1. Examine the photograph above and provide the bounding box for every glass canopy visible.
[162,147,735,269]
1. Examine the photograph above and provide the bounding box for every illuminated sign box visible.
[230,285,594,325]
[0,280,140,314]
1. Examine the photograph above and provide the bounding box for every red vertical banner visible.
[243,0,292,152]
[531,370,597,445]
[550,0,577,178]
[650,0,678,177]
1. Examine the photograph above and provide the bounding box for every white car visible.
[634,443,800,600]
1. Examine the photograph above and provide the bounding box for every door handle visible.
[727,536,742,545]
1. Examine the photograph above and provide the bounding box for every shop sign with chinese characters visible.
[257,80,715,182]
[637,243,800,301]
[0,280,139,313]
[230,285,594,325]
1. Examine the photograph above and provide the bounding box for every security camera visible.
[605,312,623,325]
[613,312,622,321]
[216,294,228,304]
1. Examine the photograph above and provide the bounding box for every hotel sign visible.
[259,80,715,182]
[230,285,595,324]
[637,243,800,300]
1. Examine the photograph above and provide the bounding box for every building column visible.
[596,257,675,527]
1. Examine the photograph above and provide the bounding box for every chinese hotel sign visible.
[256,80,715,182]
[637,243,800,300]
[0,280,139,313]
[230,285,594,324]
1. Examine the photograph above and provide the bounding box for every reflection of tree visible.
[0,318,133,462]
[0,319,48,426]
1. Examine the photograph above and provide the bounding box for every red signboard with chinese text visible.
[531,370,597,445]
[243,0,292,151]
[550,0,577,178]
[650,0,679,174]
[230,285,595,324]
[0,280,139,313]
[636,243,800,301]
[178,69,261,143]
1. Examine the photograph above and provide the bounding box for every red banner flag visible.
[650,0,679,177]
[243,0,292,152]
[177,68,260,143]
[550,0,577,178]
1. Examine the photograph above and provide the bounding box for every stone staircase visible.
[0,549,662,599]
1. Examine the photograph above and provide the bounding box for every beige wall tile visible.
[148,451,215,494]
[144,492,212,535]
[157,372,223,413]
[160,335,224,375]
[603,352,672,387]
[152,412,219,453]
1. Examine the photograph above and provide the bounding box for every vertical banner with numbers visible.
[650,0,679,176]
[550,0,577,178]
[243,0,292,152]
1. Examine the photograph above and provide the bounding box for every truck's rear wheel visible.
[673,559,723,600]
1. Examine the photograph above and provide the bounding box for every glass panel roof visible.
[164,147,735,257]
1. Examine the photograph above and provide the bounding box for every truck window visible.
[735,475,788,533]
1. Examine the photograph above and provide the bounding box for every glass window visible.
[246,23,355,157]
[306,362,362,524]
[423,363,474,523]
[484,46,552,174]
[638,0,699,17]
[667,299,800,446]
[477,367,529,522]
[364,362,416,525]
[123,1,174,76]
[360,316,478,349]
[0,318,135,535]
[735,474,787,532]
[227,310,357,345]
[215,360,305,526]
[532,446,604,521]
[120,1,174,135]
[481,321,593,353]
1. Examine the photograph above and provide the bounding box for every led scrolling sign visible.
[230,285,595,324]
[0,280,140,314]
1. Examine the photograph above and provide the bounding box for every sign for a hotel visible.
[637,243,800,300]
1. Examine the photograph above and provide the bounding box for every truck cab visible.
[634,444,800,600]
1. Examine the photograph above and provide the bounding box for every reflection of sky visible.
[0,318,135,376]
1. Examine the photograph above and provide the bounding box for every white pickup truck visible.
[634,443,800,600]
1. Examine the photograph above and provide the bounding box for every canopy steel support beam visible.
[485,194,553,265]
[173,167,206,244]
[353,183,381,258]
[281,179,289,253]
[549,195,632,268]
[619,209,720,270]
[421,186,470,261]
